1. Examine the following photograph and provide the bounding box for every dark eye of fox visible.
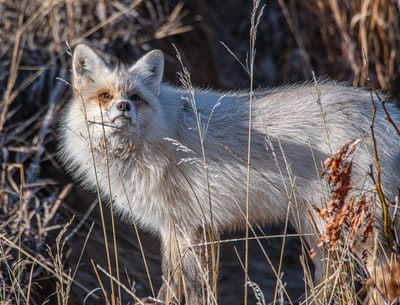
[130,94,141,101]
[99,92,113,100]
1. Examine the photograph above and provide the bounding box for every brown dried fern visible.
[314,140,375,252]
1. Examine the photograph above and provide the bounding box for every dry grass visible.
[1,0,399,304]
[277,0,400,93]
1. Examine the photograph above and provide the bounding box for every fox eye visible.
[130,94,141,101]
[99,92,113,100]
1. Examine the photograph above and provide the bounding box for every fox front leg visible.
[153,226,220,305]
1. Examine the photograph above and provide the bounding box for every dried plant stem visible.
[99,102,122,303]
[245,1,265,304]
[77,84,115,303]
[0,0,25,133]
[119,173,156,298]
[70,0,143,46]
[370,97,390,238]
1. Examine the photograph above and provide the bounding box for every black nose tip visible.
[116,101,131,112]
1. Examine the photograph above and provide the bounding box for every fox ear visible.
[72,44,108,85]
[130,50,164,96]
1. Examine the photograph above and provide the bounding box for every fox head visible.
[70,44,167,149]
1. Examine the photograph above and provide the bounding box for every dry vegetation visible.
[0,0,399,304]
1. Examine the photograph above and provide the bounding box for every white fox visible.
[59,44,400,304]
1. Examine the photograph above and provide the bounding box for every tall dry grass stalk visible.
[244,2,266,305]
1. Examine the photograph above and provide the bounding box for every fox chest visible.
[93,156,192,227]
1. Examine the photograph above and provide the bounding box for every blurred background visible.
[1,0,399,304]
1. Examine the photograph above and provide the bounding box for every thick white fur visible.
[59,44,400,303]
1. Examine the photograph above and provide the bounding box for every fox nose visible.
[116,101,131,112]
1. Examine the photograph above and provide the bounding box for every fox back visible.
[58,44,400,304]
